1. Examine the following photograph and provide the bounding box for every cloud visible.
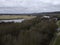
[0,0,60,13]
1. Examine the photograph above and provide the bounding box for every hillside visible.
[0,11,60,16]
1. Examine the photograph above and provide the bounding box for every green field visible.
[0,15,36,20]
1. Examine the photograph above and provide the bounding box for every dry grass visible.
[0,15,36,20]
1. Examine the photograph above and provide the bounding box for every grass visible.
[0,15,36,20]
[52,20,60,45]
[49,33,57,45]
[54,36,60,45]
[49,33,60,45]
[48,20,60,45]
[57,20,60,27]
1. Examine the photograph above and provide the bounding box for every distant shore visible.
[0,15,36,20]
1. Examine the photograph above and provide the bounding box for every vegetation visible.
[52,20,60,45]
[54,36,60,45]
[0,16,58,45]
[57,20,60,27]
[0,15,36,20]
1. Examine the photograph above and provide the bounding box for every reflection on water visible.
[0,19,24,23]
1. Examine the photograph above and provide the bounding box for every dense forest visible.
[0,16,58,45]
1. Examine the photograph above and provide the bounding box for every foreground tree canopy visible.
[0,16,58,45]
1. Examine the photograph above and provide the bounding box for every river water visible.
[0,19,24,23]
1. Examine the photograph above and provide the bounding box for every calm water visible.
[0,19,24,23]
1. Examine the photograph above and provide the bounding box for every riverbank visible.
[49,20,60,45]
[0,16,57,45]
[53,32,60,45]
[53,20,60,45]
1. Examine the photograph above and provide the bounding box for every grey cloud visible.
[0,0,60,13]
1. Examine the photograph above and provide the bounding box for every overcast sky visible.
[0,0,60,13]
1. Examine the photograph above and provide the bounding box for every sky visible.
[0,0,60,13]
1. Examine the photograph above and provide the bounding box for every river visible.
[0,19,24,23]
